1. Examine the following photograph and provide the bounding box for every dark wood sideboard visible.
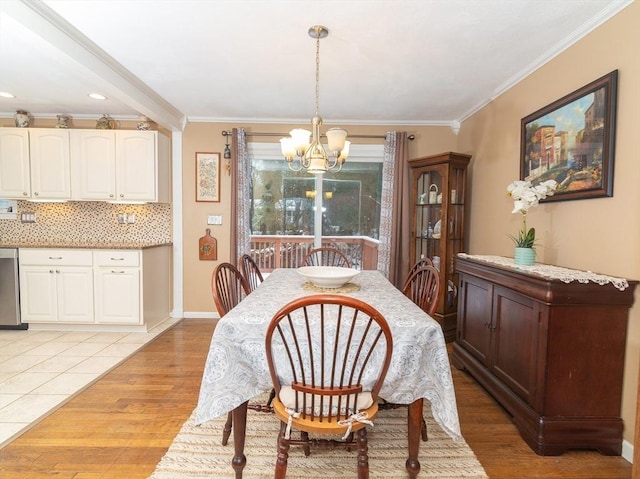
[452,255,638,456]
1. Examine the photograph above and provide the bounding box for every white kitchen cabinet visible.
[94,250,141,324]
[116,131,156,201]
[19,249,94,323]
[71,130,171,202]
[29,129,71,199]
[18,246,172,331]
[0,129,30,198]
[0,128,71,200]
[71,130,117,200]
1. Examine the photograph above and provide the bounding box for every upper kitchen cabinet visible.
[71,130,171,203]
[0,129,30,198]
[0,128,71,199]
[70,130,116,200]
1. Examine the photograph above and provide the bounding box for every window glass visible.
[248,143,384,239]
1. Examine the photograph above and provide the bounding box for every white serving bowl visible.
[297,266,360,288]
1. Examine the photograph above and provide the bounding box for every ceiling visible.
[0,0,632,132]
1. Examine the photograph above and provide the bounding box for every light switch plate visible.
[207,215,222,225]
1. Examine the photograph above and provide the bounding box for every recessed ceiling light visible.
[0,91,15,98]
[89,93,107,100]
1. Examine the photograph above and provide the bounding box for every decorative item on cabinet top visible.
[56,115,71,128]
[14,110,31,127]
[96,114,116,129]
[136,115,154,131]
[506,179,557,265]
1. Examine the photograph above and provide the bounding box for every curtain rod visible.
[221,130,415,141]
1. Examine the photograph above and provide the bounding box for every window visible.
[248,143,384,239]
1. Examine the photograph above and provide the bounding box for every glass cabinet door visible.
[409,152,471,342]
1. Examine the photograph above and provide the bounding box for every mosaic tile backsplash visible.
[0,201,171,244]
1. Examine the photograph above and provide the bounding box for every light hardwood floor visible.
[0,319,632,479]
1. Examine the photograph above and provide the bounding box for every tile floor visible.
[0,318,181,448]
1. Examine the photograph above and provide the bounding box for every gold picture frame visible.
[196,152,220,202]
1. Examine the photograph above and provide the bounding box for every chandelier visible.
[280,25,350,174]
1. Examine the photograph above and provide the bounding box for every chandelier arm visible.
[287,158,304,172]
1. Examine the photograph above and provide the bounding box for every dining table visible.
[195,268,461,478]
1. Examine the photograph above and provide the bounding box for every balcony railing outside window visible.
[248,235,379,272]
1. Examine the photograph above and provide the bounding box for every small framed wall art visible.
[195,152,220,202]
[520,70,618,202]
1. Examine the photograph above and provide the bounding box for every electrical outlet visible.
[21,212,36,223]
[117,214,127,224]
[127,214,136,223]
[207,215,222,225]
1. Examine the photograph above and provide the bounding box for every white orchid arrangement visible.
[507,179,558,248]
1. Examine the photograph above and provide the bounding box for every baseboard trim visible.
[622,439,633,463]
[183,311,219,319]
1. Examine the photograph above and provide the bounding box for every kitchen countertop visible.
[0,241,172,250]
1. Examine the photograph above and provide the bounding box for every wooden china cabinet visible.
[409,151,471,342]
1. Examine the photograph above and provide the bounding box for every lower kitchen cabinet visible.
[19,249,94,323]
[19,246,171,331]
[94,250,141,324]
[452,255,638,456]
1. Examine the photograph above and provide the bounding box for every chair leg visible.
[421,417,428,442]
[301,431,311,456]
[355,428,369,479]
[222,411,233,446]
[274,421,290,479]
[267,388,276,407]
[345,431,354,452]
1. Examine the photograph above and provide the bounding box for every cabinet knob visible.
[23,192,28,196]
[56,269,60,274]
[34,192,39,196]
[109,194,114,198]
[49,269,54,273]
[120,194,124,198]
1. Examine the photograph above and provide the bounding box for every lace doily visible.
[302,282,361,293]
[457,254,630,291]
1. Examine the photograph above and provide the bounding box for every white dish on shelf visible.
[297,266,360,288]
[434,219,442,235]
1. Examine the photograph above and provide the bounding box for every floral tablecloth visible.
[194,268,461,441]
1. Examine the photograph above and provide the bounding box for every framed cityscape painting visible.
[196,152,220,202]
[520,70,618,202]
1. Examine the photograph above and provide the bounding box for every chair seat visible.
[279,386,374,415]
[272,396,379,436]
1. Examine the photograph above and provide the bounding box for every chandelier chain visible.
[315,34,321,115]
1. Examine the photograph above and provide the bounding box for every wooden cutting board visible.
[199,228,217,260]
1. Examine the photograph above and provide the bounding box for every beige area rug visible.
[149,399,488,479]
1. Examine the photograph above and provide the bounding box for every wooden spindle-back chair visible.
[211,262,250,445]
[265,294,393,479]
[402,264,440,317]
[239,253,264,293]
[301,247,351,268]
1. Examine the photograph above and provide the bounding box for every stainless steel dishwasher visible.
[0,248,27,330]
